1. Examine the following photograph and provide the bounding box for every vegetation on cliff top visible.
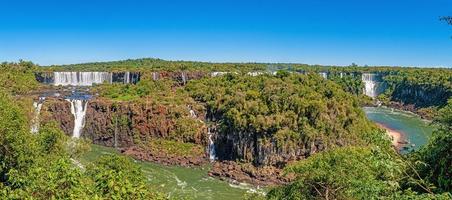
[186,72,389,165]
[0,62,167,199]
[264,99,452,199]
[0,61,39,94]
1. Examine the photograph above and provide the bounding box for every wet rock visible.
[208,161,295,186]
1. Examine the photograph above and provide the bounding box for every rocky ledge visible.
[208,161,295,186]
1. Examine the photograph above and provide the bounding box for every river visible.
[80,145,264,200]
[363,106,434,153]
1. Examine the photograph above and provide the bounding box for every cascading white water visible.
[207,127,216,161]
[124,72,130,84]
[318,72,328,79]
[152,72,159,80]
[211,72,228,77]
[66,99,88,138]
[53,72,113,86]
[30,97,46,133]
[362,73,378,98]
[189,108,197,118]
[181,72,187,84]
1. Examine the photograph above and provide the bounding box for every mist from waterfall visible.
[54,72,112,86]
[30,97,45,133]
[66,99,89,138]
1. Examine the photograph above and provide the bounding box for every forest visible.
[0,60,450,199]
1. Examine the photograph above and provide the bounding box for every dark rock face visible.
[215,130,324,167]
[42,98,206,147]
[391,84,451,108]
[41,98,74,134]
[208,161,295,186]
[84,100,172,147]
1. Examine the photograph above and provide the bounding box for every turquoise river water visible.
[363,106,434,153]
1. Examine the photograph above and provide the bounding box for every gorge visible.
[1,59,450,199]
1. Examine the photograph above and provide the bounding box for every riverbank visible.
[375,122,405,150]
[363,106,433,153]
[385,102,436,121]
[81,144,265,199]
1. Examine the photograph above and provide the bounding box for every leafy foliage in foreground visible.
[266,100,452,199]
[268,147,405,199]
[0,61,39,94]
[0,66,166,199]
[413,99,452,193]
[267,146,451,200]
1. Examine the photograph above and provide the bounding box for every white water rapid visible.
[66,99,89,138]
[54,72,112,86]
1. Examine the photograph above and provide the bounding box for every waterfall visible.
[181,72,187,84]
[66,99,89,138]
[124,72,130,84]
[318,72,328,79]
[211,72,228,77]
[207,127,216,161]
[189,107,197,118]
[30,97,45,133]
[247,71,264,76]
[53,72,112,86]
[152,72,159,80]
[362,73,378,98]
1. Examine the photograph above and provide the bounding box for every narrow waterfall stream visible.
[181,72,187,85]
[189,107,197,118]
[207,127,216,161]
[66,99,89,138]
[30,97,45,133]
[152,72,160,80]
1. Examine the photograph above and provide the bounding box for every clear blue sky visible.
[1,0,451,67]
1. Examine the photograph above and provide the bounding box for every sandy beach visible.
[375,123,405,150]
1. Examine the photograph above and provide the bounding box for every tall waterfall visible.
[123,72,130,84]
[362,73,379,98]
[207,127,216,161]
[54,72,112,86]
[66,99,89,138]
[30,97,45,133]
